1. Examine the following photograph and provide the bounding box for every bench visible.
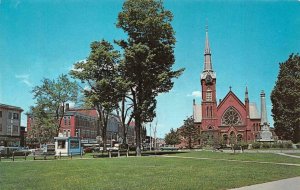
[33,151,55,160]
[92,149,129,158]
[160,147,179,151]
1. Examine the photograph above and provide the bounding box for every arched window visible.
[221,107,242,126]
[206,107,209,117]
[237,134,243,142]
[223,134,228,141]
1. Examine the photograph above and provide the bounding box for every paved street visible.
[230,176,300,190]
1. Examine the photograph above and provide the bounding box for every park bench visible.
[92,148,129,158]
[160,146,179,151]
[33,150,56,160]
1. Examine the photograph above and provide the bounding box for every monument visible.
[257,90,274,142]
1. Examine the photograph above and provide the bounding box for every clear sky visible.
[1,0,299,138]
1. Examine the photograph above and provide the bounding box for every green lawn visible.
[286,153,300,156]
[170,150,300,164]
[1,151,300,190]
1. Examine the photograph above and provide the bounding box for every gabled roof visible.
[193,104,202,123]
[217,90,245,110]
[249,102,260,119]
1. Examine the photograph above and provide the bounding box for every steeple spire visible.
[245,86,249,102]
[204,24,212,71]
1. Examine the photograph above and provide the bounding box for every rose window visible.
[222,107,242,126]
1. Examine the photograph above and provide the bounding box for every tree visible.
[165,128,180,146]
[27,104,56,146]
[117,0,184,156]
[32,74,78,136]
[70,40,121,150]
[271,53,300,143]
[180,116,199,149]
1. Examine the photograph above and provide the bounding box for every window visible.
[12,125,18,133]
[67,129,70,137]
[13,113,19,120]
[0,111,2,118]
[206,92,212,101]
[237,134,243,142]
[8,112,12,119]
[222,107,242,126]
[223,134,228,141]
[64,117,67,125]
[0,123,2,132]
[57,140,66,149]
[70,140,79,149]
[7,125,12,134]
[68,116,71,125]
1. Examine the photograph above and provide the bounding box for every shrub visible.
[128,145,136,151]
[283,142,293,149]
[252,142,261,149]
[270,142,280,148]
[261,143,270,149]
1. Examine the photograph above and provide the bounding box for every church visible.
[193,27,273,144]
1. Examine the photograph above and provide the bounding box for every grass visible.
[286,153,300,156]
[1,151,300,190]
[170,150,300,164]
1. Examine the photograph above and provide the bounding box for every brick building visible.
[27,104,120,145]
[0,103,23,147]
[193,27,273,145]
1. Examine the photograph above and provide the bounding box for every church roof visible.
[249,102,260,119]
[217,90,245,110]
[193,104,202,123]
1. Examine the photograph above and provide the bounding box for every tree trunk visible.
[135,114,142,156]
[122,123,127,145]
[102,113,109,151]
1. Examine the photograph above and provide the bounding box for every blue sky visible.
[1,0,299,138]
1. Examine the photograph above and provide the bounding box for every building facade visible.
[0,104,23,147]
[193,27,272,145]
[27,104,122,146]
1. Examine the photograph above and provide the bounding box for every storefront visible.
[54,137,81,156]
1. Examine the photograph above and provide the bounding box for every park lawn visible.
[1,155,300,190]
[170,150,300,164]
[286,153,300,156]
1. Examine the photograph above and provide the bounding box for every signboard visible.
[81,140,88,144]
[89,139,97,144]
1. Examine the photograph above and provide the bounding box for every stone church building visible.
[193,27,272,145]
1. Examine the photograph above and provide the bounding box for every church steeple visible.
[204,25,212,71]
[201,25,216,80]
[245,86,249,102]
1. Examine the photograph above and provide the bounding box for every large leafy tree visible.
[180,116,199,149]
[117,0,184,156]
[271,54,300,143]
[27,104,56,145]
[70,40,121,150]
[32,74,78,136]
[165,128,180,146]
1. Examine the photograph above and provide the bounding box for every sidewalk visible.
[230,176,300,190]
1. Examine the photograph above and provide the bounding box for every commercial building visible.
[0,103,23,146]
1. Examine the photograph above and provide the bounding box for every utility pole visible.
[153,121,157,152]
[149,123,152,151]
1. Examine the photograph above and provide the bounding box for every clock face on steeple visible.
[205,74,213,85]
